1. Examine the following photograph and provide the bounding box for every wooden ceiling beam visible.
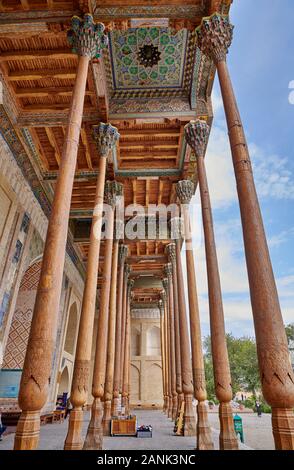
[120,155,177,161]
[80,127,93,171]
[132,179,137,205]
[0,49,73,62]
[30,128,50,171]
[7,69,76,81]
[119,130,181,137]
[20,0,29,10]
[15,87,94,97]
[158,179,164,205]
[20,104,93,112]
[45,127,61,166]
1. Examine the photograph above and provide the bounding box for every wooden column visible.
[166,244,184,421]
[196,13,294,450]
[162,278,172,417]
[185,120,238,450]
[158,298,166,411]
[120,264,130,408]
[102,232,120,436]
[14,15,108,451]
[122,279,133,414]
[65,124,119,450]
[112,245,128,416]
[83,181,121,450]
[164,264,177,420]
[176,180,214,449]
[172,229,196,437]
[162,290,170,415]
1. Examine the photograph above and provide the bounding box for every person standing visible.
[0,411,7,441]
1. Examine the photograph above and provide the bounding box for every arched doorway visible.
[146,326,161,356]
[57,366,69,396]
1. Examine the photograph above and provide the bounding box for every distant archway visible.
[131,326,141,356]
[58,366,69,396]
[130,363,140,402]
[64,302,78,355]
[145,363,162,401]
[146,326,161,356]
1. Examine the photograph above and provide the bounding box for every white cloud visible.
[205,91,294,208]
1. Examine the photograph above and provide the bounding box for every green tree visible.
[203,334,260,401]
[285,323,294,345]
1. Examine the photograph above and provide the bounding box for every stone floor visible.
[0,409,274,451]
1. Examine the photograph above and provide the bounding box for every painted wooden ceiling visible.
[0,0,232,304]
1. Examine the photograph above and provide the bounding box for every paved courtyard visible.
[0,409,274,451]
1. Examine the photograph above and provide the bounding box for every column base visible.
[183,394,196,437]
[83,398,103,450]
[219,402,239,450]
[14,410,40,450]
[102,400,112,436]
[172,395,178,421]
[197,401,214,450]
[272,407,294,450]
[64,408,84,450]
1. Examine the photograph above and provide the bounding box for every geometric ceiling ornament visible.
[109,27,188,91]
[137,44,161,68]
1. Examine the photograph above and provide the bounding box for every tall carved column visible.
[83,181,122,450]
[162,278,172,418]
[120,264,130,404]
[166,244,183,420]
[112,245,128,416]
[14,15,108,451]
[176,180,214,449]
[158,299,166,410]
[102,223,120,436]
[185,120,238,450]
[171,225,196,437]
[122,279,133,414]
[164,264,177,421]
[196,13,294,450]
[65,124,119,450]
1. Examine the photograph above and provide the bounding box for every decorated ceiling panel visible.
[109,27,187,91]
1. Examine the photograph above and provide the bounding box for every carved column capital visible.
[67,14,108,59]
[160,290,166,302]
[124,264,131,280]
[164,263,172,280]
[176,180,195,204]
[195,13,234,64]
[166,243,176,264]
[162,278,169,291]
[184,119,210,158]
[92,122,120,157]
[118,244,128,265]
[104,180,123,208]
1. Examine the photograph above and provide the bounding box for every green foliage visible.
[203,334,261,402]
[285,323,294,345]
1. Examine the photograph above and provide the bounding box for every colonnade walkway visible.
[0,409,274,451]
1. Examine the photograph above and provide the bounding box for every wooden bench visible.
[53,409,65,423]
[40,413,54,425]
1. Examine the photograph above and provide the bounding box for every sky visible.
[183,0,294,339]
